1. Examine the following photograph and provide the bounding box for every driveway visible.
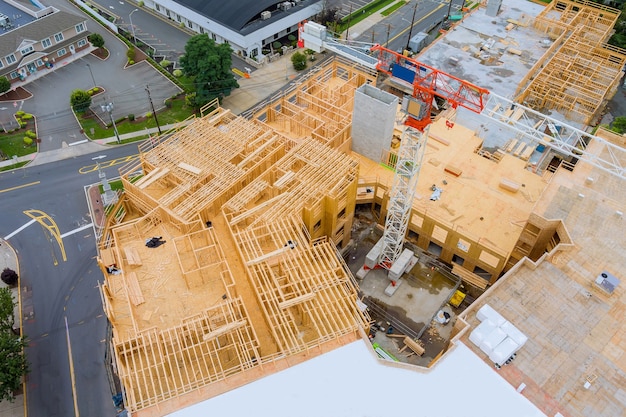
[17,9,181,152]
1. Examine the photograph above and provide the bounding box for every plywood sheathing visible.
[516,0,626,125]
[354,118,547,282]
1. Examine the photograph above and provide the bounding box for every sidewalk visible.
[0,238,25,417]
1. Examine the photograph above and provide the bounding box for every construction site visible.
[96,1,626,416]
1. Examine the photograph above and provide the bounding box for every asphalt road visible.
[0,143,140,416]
[354,0,465,52]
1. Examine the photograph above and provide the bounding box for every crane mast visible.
[378,127,428,270]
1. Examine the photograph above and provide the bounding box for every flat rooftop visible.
[417,0,546,98]
[457,127,626,417]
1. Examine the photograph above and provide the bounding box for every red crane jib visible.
[371,45,489,128]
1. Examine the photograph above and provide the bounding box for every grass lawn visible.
[338,0,396,32]
[98,179,124,194]
[79,98,195,140]
[0,161,29,172]
[0,130,37,160]
[382,1,407,17]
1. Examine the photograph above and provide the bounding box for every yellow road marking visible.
[79,154,140,174]
[386,3,445,46]
[24,209,67,265]
[0,181,40,193]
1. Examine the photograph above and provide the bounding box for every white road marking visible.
[60,223,94,239]
[4,219,36,240]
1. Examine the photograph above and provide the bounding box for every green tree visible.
[88,33,105,49]
[291,51,307,71]
[179,34,239,107]
[611,116,626,133]
[0,288,28,403]
[0,76,10,94]
[70,89,92,113]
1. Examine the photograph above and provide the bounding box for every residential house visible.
[0,11,90,87]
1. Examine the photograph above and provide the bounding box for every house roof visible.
[173,0,316,31]
[0,11,86,58]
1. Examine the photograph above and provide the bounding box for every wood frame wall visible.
[516,0,626,125]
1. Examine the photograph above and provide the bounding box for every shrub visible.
[145,112,153,119]
[160,60,171,68]
[21,113,33,120]
[25,130,37,139]
[126,47,135,60]
[18,121,26,128]
[88,33,105,48]
[0,76,9,94]
[173,69,183,77]
[291,51,307,71]
[128,59,135,65]
[15,111,25,117]
[138,0,144,6]
[179,22,185,28]
[70,89,92,113]
[165,98,173,108]
[23,137,33,146]
[0,268,18,286]
[272,41,282,50]
[128,114,135,121]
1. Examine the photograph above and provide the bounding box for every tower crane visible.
[368,45,489,280]
[298,21,490,279]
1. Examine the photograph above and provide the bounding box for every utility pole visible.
[346,3,352,42]
[145,85,162,135]
[386,24,391,47]
[405,2,419,52]
[371,29,376,45]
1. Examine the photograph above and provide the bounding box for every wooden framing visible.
[97,58,375,415]
[516,0,626,125]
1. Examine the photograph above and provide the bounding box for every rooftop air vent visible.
[261,11,271,20]
[594,271,620,294]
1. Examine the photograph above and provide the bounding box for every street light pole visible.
[405,2,419,52]
[101,102,120,144]
[129,9,139,44]
[86,63,96,88]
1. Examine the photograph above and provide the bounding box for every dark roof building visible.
[146,0,323,60]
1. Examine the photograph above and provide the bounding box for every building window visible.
[6,54,16,64]
[42,38,52,48]
[166,10,171,18]
[20,45,34,55]
[54,33,64,43]
[0,60,3,69]
[10,71,19,79]
[155,4,160,11]
[176,15,181,22]
[274,34,278,39]
[75,23,85,33]
[57,48,66,57]
[187,20,193,28]
[199,27,205,34]
[78,39,87,47]
[36,59,43,67]
[211,33,216,41]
